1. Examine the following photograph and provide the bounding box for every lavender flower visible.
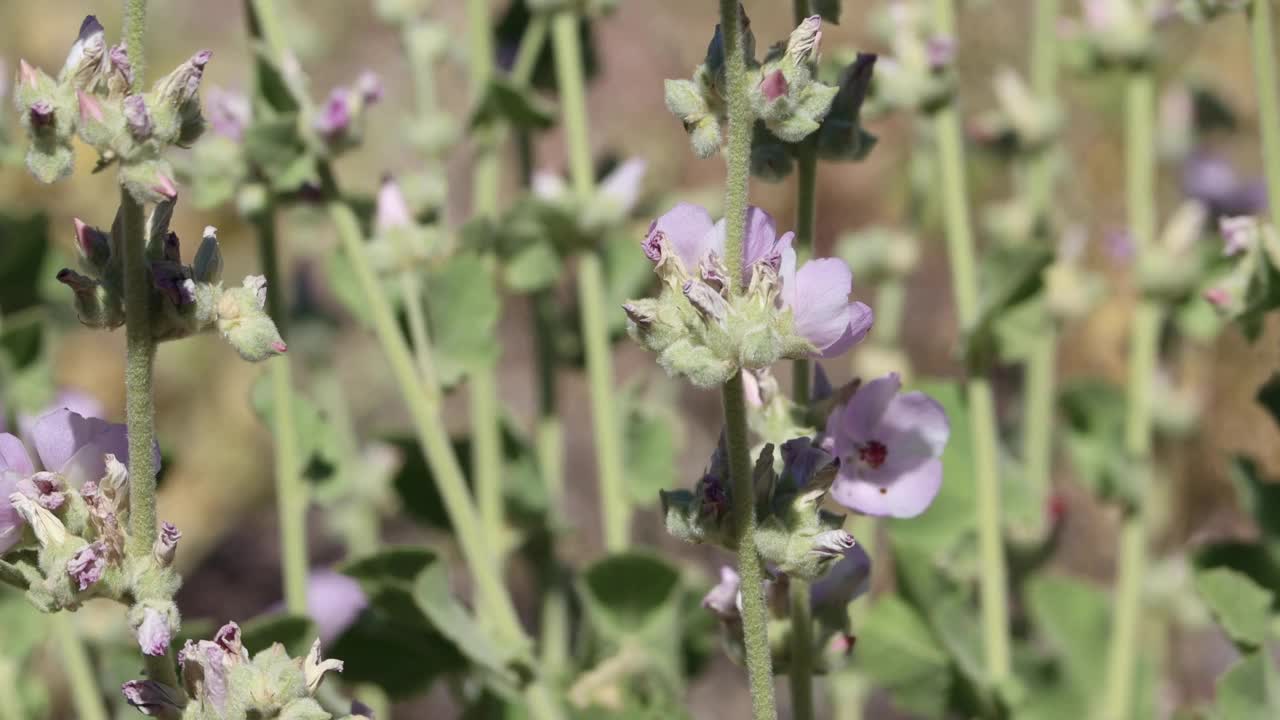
[67,540,108,590]
[1181,151,1267,217]
[206,86,251,140]
[825,372,949,518]
[702,566,742,621]
[809,541,871,613]
[375,175,413,232]
[314,88,352,138]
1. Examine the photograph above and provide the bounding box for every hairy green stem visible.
[718,3,776,717]
[788,578,815,720]
[1101,68,1160,720]
[52,614,108,720]
[1021,0,1061,537]
[551,9,630,551]
[122,196,158,561]
[253,210,308,615]
[1250,0,1280,222]
[931,0,1012,683]
[123,0,147,92]
[0,560,29,590]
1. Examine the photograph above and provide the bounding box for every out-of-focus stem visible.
[1249,0,1280,221]
[874,280,905,347]
[551,9,630,551]
[52,614,108,720]
[718,0,776,716]
[788,578,815,720]
[0,657,22,720]
[254,211,308,616]
[930,0,1012,684]
[1102,68,1160,720]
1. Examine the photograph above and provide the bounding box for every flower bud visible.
[154,522,181,567]
[303,639,344,695]
[121,680,184,719]
[786,15,823,66]
[132,602,178,657]
[120,160,180,204]
[193,226,223,283]
[151,261,196,306]
[124,94,153,139]
[683,279,731,326]
[216,278,287,362]
[67,540,108,591]
[760,70,788,102]
[702,566,742,621]
[73,218,112,270]
[61,16,107,90]
[810,529,856,559]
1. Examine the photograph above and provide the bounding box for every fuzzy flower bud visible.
[215,276,287,361]
[124,94,153,139]
[62,16,107,90]
[133,602,178,657]
[8,492,66,547]
[154,521,181,567]
[193,226,224,283]
[67,540,108,591]
[811,529,857,558]
[73,218,112,270]
[786,15,823,66]
[121,680,184,719]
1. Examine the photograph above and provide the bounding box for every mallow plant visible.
[6,0,1280,719]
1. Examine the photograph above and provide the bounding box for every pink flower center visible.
[858,441,888,469]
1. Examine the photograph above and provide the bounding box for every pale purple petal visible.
[790,258,855,353]
[0,434,34,475]
[137,607,172,656]
[646,203,715,269]
[0,471,24,554]
[375,176,412,232]
[838,373,902,445]
[819,302,875,359]
[878,391,951,461]
[17,389,105,439]
[67,540,107,590]
[30,409,133,487]
[830,457,943,518]
[532,170,567,200]
[306,570,369,644]
[121,679,184,718]
[702,566,741,620]
[598,158,647,213]
[741,206,780,276]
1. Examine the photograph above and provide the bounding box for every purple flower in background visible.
[1181,150,1267,217]
[207,86,251,141]
[314,88,352,138]
[121,679,184,718]
[825,373,949,518]
[375,175,412,233]
[642,203,873,358]
[702,566,741,621]
[306,570,369,645]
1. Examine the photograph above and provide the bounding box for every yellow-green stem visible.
[52,614,108,720]
[551,9,630,551]
[1101,68,1160,720]
[0,657,21,720]
[1250,0,1280,222]
[788,578,815,720]
[931,0,1012,683]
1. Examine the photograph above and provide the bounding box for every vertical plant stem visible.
[791,146,817,405]
[0,658,22,720]
[1250,0,1280,221]
[52,614,108,720]
[788,578,815,720]
[1102,68,1160,720]
[254,210,308,615]
[1021,0,1061,532]
[874,280,905,347]
[399,270,439,387]
[465,0,508,564]
[718,2,776,718]
[930,0,1012,683]
[551,9,630,551]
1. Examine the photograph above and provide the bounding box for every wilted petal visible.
[67,540,108,590]
[741,206,783,277]
[810,529,856,558]
[18,472,66,510]
[0,434,34,475]
[303,639,344,695]
[0,472,25,554]
[137,606,173,656]
[153,522,181,567]
[832,457,943,518]
[9,492,66,546]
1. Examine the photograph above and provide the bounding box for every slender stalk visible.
[465,0,508,564]
[52,614,108,720]
[551,9,630,551]
[1020,0,1061,536]
[533,291,565,506]
[874,280,905,347]
[1102,69,1160,720]
[122,0,147,92]
[0,658,22,720]
[791,0,817,406]
[718,2,776,717]
[254,210,308,615]
[930,0,1012,683]
[399,270,439,387]
[122,190,158,559]
[788,578,815,720]
[1249,0,1280,221]
[512,14,550,84]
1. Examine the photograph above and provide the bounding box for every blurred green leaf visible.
[250,374,342,485]
[1025,574,1110,693]
[1059,379,1132,503]
[1256,373,1280,431]
[503,238,562,292]
[0,211,49,315]
[471,78,556,131]
[1194,567,1274,650]
[1230,454,1280,540]
[1215,651,1280,720]
[425,252,501,386]
[1195,541,1280,611]
[413,560,515,677]
[240,613,317,657]
[622,395,680,508]
[341,547,437,587]
[578,552,681,647]
[857,595,952,719]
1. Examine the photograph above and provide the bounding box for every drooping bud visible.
[786,15,823,66]
[28,100,55,128]
[62,16,107,90]
[67,540,108,591]
[193,227,223,283]
[121,680,184,719]
[155,50,210,109]
[102,454,129,514]
[123,94,153,139]
[303,639,344,695]
[153,522,180,567]
[74,218,112,270]
[8,492,67,547]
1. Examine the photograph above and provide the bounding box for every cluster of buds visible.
[665,10,877,176]
[1064,0,1158,68]
[122,622,367,720]
[1203,215,1280,334]
[12,16,208,198]
[701,539,870,673]
[55,200,287,362]
[624,203,873,388]
[969,68,1061,156]
[312,71,383,154]
[862,0,955,116]
[0,408,180,653]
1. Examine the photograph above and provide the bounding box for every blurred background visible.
[2,0,1279,717]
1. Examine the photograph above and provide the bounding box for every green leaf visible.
[1230,454,1280,540]
[1025,574,1111,693]
[0,211,49,315]
[341,547,438,587]
[242,116,309,187]
[413,560,515,677]
[1194,567,1274,650]
[578,552,682,647]
[1256,373,1280,431]
[1059,379,1132,503]
[622,395,681,507]
[504,238,562,292]
[964,243,1054,373]
[240,613,317,657]
[1215,651,1280,720]
[1195,541,1280,610]
[470,78,556,131]
[857,595,952,719]
[250,375,343,485]
[425,252,501,386]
